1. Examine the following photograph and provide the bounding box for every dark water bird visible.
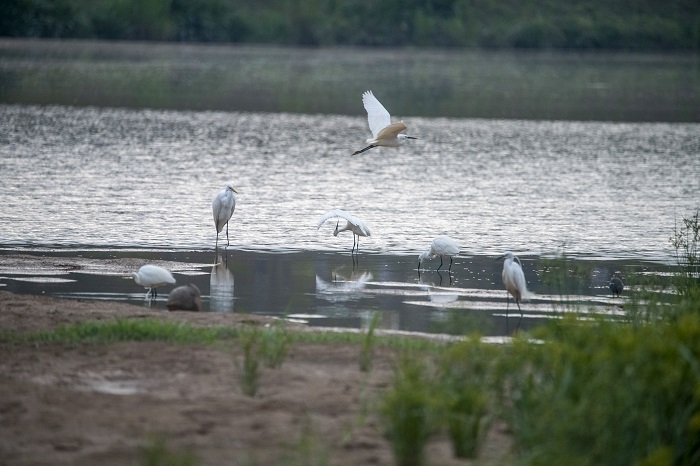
[418,235,460,272]
[132,265,176,298]
[317,209,371,255]
[352,90,417,155]
[212,183,238,250]
[167,284,202,312]
[609,276,624,298]
[497,252,532,319]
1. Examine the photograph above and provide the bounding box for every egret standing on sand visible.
[498,252,531,319]
[132,264,176,298]
[212,183,237,250]
[317,209,371,254]
[352,90,417,155]
[418,235,460,272]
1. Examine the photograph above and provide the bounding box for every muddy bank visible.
[0,291,512,465]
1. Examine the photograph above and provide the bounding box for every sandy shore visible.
[0,291,511,465]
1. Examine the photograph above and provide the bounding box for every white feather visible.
[317,209,371,237]
[362,90,392,139]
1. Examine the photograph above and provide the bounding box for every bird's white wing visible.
[317,209,354,229]
[362,90,392,138]
[433,235,460,255]
[317,209,370,236]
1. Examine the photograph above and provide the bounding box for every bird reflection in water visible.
[315,267,373,302]
[210,256,235,313]
[418,269,455,288]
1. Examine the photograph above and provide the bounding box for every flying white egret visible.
[609,276,624,298]
[212,183,238,250]
[167,283,202,312]
[132,264,176,298]
[317,209,371,254]
[352,90,417,155]
[498,252,531,319]
[418,235,460,272]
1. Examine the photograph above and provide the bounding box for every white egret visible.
[167,283,202,312]
[498,252,531,318]
[212,183,238,250]
[418,235,460,272]
[352,90,417,155]
[317,209,371,254]
[132,264,176,298]
[609,276,624,298]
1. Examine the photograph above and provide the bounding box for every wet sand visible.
[0,290,513,465]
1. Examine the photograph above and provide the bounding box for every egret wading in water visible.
[609,276,624,298]
[418,235,460,272]
[212,183,237,251]
[132,265,176,298]
[352,90,417,155]
[317,209,371,255]
[498,252,531,322]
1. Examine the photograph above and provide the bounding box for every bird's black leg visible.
[225,222,230,247]
[437,257,443,272]
[448,257,453,272]
[505,296,510,327]
[352,145,377,156]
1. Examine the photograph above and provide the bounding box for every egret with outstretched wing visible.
[317,209,371,254]
[353,90,417,155]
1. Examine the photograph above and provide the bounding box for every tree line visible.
[1,0,699,50]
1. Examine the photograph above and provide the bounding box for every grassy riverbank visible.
[2,0,698,50]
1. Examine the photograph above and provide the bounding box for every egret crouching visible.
[167,284,202,312]
[132,265,176,298]
[317,209,371,255]
[609,276,624,298]
[212,183,238,250]
[498,252,531,319]
[352,90,417,155]
[418,235,460,272]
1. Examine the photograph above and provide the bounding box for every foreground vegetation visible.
[3,211,699,465]
[1,0,698,50]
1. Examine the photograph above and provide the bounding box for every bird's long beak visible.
[230,187,238,194]
[406,136,418,139]
[494,254,506,261]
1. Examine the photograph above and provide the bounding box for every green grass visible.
[359,313,381,373]
[0,319,238,346]
[140,437,198,466]
[0,318,448,354]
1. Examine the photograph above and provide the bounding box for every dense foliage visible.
[1,0,699,50]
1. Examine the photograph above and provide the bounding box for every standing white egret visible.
[132,264,176,298]
[212,183,237,250]
[317,209,371,254]
[418,235,460,272]
[352,90,417,155]
[609,276,624,298]
[498,252,531,319]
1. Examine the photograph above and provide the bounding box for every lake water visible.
[0,40,698,336]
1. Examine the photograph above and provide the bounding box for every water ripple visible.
[1,104,698,262]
